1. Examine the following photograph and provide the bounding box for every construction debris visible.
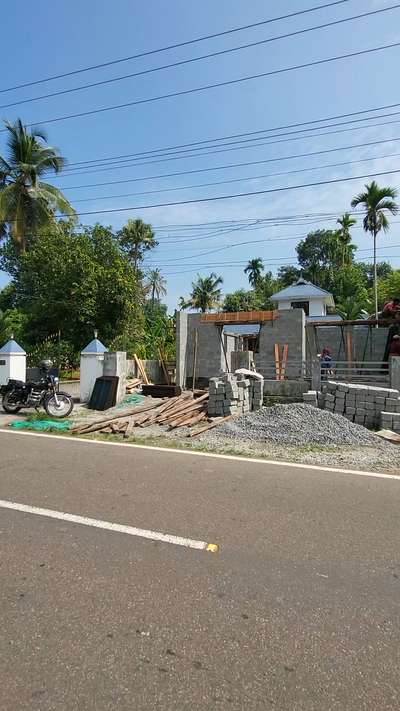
[71,392,212,438]
[126,378,142,392]
[200,403,385,447]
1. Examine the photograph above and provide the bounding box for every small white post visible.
[80,331,108,403]
[0,336,26,386]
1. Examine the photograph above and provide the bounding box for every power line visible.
[3,40,399,132]
[59,136,400,191]
[0,0,352,95]
[2,4,396,111]
[59,113,400,177]
[64,100,400,168]
[51,167,400,220]
[70,150,400,204]
[156,251,400,276]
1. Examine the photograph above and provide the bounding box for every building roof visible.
[271,278,334,305]
[0,338,26,354]
[81,337,108,354]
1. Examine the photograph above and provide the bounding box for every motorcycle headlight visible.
[53,376,59,383]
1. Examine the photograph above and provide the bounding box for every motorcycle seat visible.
[7,379,26,387]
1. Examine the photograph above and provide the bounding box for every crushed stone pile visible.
[203,403,384,447]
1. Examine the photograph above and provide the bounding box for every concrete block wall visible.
[306,324,390,362]
[176,312,225,387]
[255,309,306,378]
[305,380,400,429]
[208,372,263,417]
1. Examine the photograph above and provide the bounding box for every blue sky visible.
[1,0,400,310]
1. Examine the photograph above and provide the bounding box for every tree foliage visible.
[1,222,145,354]
[0,119,76,251]
[244,258,264,287]
[187,272,223,312]
[118,218,157,272]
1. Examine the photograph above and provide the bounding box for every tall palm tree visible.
[0,119,75,252]
[351,181,398,320]
[146,268,167,304]
[189,272,223,313]
[336,212,356,266]
[118,218,157,272]
[336,295,370,321]
[177,296,189,311]
[244,257,264,287]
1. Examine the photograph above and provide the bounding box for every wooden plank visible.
[274,343,281,381]
[133,353,149,384]
[157,396,208,424]
[280,344,289,380]
[71,401,161,434]
[345,330,353,367]
[169,411,207,429]
[200,310,277,324]
[192,329,198,393]
[189,415,233,437]
[158,348,171,385]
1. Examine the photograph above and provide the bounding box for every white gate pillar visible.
[80,332,108,403]
[0,336,26,386]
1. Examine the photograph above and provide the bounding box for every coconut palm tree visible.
[336,295,370,321]
[118,218,157,272]
[0,119,75,252]
[146,268,167,304]
[244,257,264,287]
[336,212,356,266]
[351,181,398,320]
[177,296,189,311]
[189,272,223,313]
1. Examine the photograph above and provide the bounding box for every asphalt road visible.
[0,431,399,710]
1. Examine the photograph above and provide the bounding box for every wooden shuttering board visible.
[200,310,277,324]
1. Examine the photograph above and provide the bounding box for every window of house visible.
[291,301,309,315]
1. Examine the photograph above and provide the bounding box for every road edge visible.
[0,428,399,480]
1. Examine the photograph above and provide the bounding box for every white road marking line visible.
[0,428,399,481]
[0,499,215,552]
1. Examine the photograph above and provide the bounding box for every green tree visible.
[145,268,167,304]
[177,296,189,311]
[336,212,357,266]
[188,272,223,312]
[276,265,302,288]
[297,230,345,288]
[377,269,400,306]
[0,307,27,346]
[244,257,264,288]
[254,271,279,310]
[359,261,393,289]
[4,222,145,351]
[351,181,399,320]
[118,218,157,273]
[223,289,258,312]
[336,296,370,321]
[0,119,75,252]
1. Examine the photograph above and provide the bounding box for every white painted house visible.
[270,278,335,318]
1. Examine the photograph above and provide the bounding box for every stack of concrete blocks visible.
[303,390,318,407]
[208,373,264,417]
[303,380,400,429]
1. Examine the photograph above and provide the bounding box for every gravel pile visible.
[203,403,384,447]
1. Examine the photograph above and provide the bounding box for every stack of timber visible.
[126,377,142,392]
[71,392,233,438]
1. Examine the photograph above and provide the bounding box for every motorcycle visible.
[0,359,74,418]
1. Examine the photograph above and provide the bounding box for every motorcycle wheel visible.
[2,392,22,414]
[44,391,74,418]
